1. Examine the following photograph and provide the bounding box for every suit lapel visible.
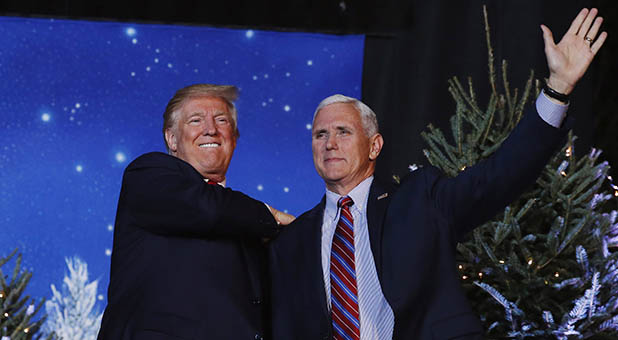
[366,180,392,281]
[307,197,331,319]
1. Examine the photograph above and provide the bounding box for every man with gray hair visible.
[270,8,606,339]
[98,84,292,340]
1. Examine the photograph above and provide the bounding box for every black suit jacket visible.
[270,108,569,339]
[98,152,278,340]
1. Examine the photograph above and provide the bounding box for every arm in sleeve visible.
[429,96,571,242]
[119,153,279,239]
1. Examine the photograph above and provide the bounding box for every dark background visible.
[2,0,616,181]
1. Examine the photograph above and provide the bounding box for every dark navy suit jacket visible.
[270,108,569,339]
[97,152,278,340]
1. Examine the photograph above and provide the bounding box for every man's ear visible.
[164,128,177,154]
[369,133,384,161]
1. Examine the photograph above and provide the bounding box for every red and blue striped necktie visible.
[330,196,360,340]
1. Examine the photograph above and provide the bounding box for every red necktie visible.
[330,196,360,340]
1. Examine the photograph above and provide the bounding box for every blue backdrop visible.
[0,16,364,307]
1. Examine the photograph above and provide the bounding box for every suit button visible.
[252,298,262,305]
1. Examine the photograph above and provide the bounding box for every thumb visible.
[540,24,555,50]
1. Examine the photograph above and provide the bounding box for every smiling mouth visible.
[199,143,220,148]
[325,158,344,162]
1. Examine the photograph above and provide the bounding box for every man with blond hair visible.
[98,84,291,340]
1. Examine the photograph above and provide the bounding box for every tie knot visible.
[205,179,219,186]
[337,196,354,209]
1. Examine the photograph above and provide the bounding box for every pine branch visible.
[0,249,51,340]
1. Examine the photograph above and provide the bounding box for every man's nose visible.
[325,134,337,150]
[202,117,217,135]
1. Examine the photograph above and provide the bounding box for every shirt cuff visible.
[536,90,568,128]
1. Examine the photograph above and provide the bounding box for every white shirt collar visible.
[325,176,373,219]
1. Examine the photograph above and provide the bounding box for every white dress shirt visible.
[322,176,395,340]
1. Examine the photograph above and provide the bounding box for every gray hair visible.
[162,84,239,152]
[312,94,379,137]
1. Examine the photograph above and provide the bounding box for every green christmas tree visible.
[420,6,618,339]
[0,249,53,340]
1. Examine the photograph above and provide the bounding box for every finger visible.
[585,17,603,41]
[566,8,589,36]
[283,214,295,224]
[540,25,555,49]
[277,212,295,225]
[591,31,608,55]
[577,8,598,37]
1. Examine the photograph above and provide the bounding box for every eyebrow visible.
[187,111,228,118]
[186,112,204,119]
[313,126,352,134]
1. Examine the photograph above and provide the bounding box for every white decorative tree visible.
[42,257,103,340]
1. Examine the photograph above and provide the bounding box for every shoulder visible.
[393,165,444,196]
[128,152,182,170]
[294,202,324,226]
[121,152,204,188]
[126,152,200,176]
[273,199,324,243]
